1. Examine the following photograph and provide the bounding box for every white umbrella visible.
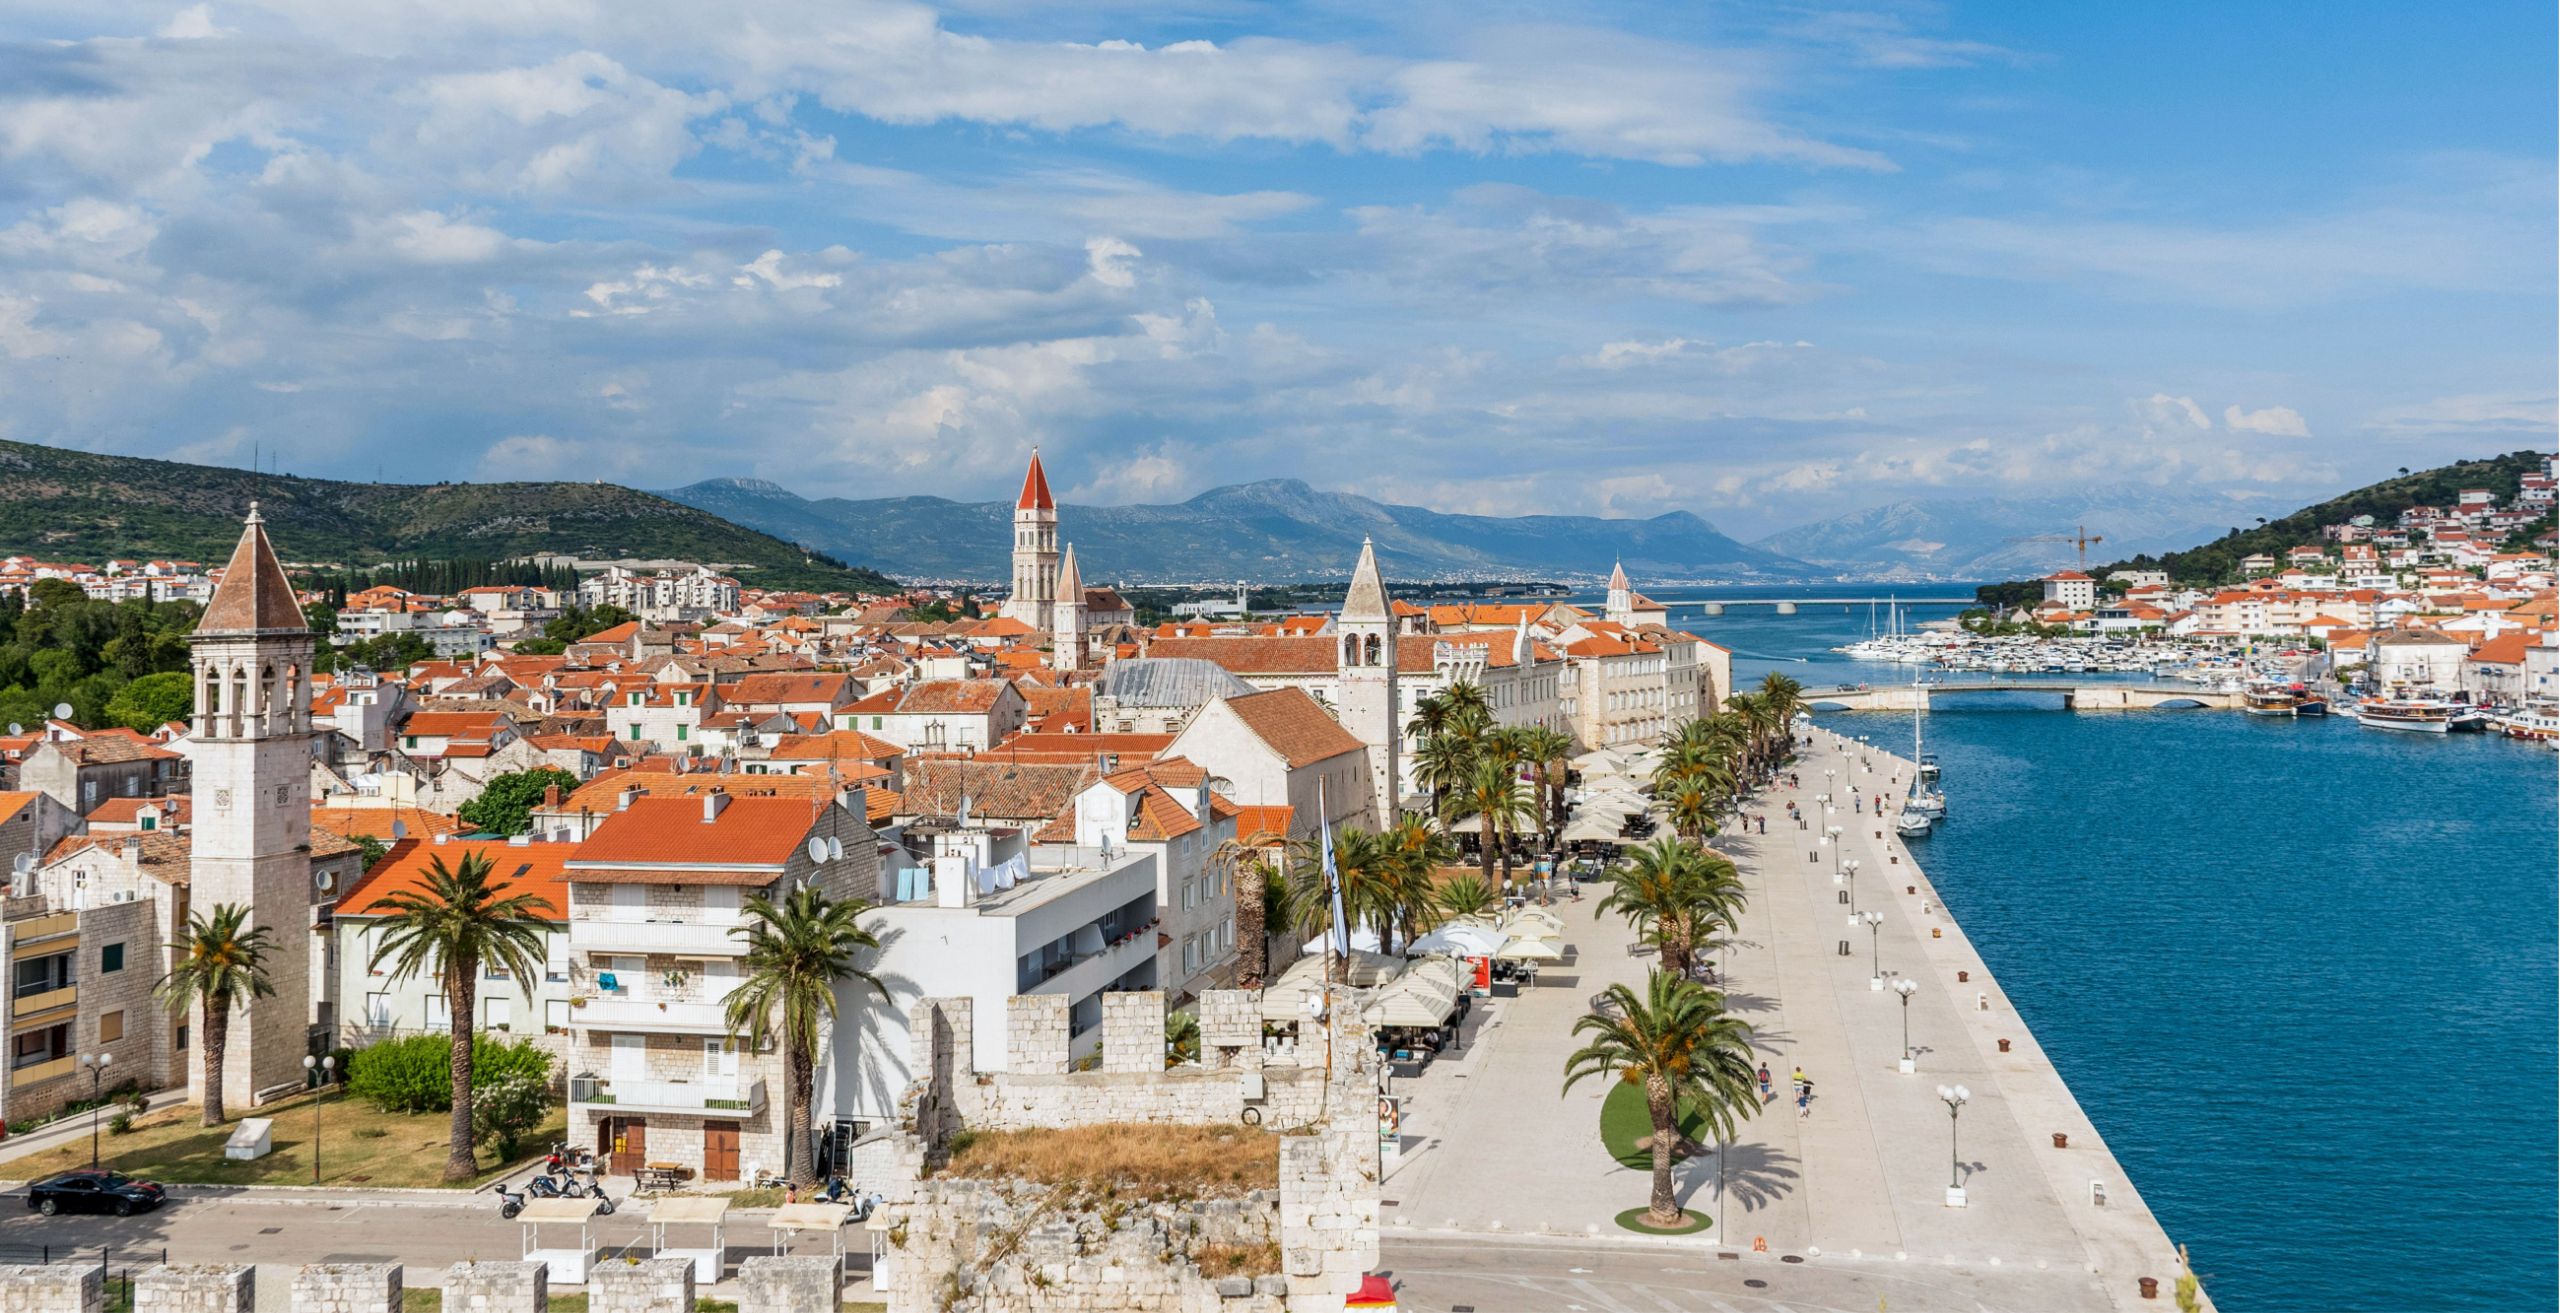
[1302,924,1384,955]
[1408,924,1507,956]
[1494,937,1566,962]
[1561,816,1624,844]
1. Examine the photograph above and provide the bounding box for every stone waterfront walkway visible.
[1382,726,2209,1313]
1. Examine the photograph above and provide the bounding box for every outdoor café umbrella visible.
[1493,936,1566,962]
[1407,924,1507,957]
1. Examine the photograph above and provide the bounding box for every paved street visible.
[1382,726,2202,1313]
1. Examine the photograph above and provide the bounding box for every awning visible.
[1261,951,1409,1021]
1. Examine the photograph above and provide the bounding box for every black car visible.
[26,1170,164,1217]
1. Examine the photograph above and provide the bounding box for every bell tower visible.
[1002,448,1060,628]
[1333,538,1399,825]
[186,504,316,1109]
[1050,542,1087,672]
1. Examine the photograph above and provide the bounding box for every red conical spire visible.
[1016,447,1056,511]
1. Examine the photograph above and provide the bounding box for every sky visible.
[0,1,2551,540]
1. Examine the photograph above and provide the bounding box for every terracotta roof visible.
[337,838,570,922]
[309,804,464,841]
[896,680,1014,715]
[197,508,308,635]
[570,795,829,870]
[39,736,179,766]
[977,731,1174,767]
[1021,685,1093,731]
[0,791,43,828]
[899,759,1094,821]
[45,830,192,874]
[1231,804,1293,845]
[1220,687,1366,768]
[1016,449,1056,511]
[551,769,841,816]
[87,796,188,826]
[722,673,854,706]
[767,730,906,763]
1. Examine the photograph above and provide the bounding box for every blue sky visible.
[0,1,2549,538]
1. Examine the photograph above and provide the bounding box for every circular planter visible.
[1615,1206,1710,1236]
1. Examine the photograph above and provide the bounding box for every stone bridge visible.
[1803,681,2245,711]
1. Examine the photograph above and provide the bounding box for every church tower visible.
[1604,559,1634,625]
[187,505,316,1109]
[1001,448,1061,628]
[1334,538,1400,825]
[1050,542,1087,672]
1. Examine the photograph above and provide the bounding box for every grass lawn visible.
[7,1089,562,1189]
[1597,1080,1711,1171]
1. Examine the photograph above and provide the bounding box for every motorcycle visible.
[545,1142,596,1176]
[819,1177,880,1221]
[523,1174,569,1199]
[493,1183,527,1221]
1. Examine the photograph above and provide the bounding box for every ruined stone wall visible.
[879,1179,1284,1313]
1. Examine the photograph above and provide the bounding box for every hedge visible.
[346,1033,554,1115]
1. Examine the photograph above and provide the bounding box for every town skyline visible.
[0,4,2550,538]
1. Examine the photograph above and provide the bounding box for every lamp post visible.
[1844,858,1862,919]
[1860,911,1884,987]
[303,1054,337,1185]
[1825,825,1844,880]
[1894,979,1919,1072]
[77,1053,111,1169]
[1937,1084,1971,1207]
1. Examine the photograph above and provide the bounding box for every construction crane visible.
[2004,524,2107,570]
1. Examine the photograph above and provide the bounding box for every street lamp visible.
[1826,825,1844,880]
[1894,979,1919,1071]
[77,1053,111,1169]
[303,1054,337,1184]
[1860,911,1884,986]
[1937,1084,1971,1207]
[1844,858,1863,918]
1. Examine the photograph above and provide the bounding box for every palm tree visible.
[1598,838,1745,976]
[1521,725,1575,846]
[725,885,887,1185]
[1383,814,1458,948]
[1164,1010,1201,1068]
[1562,972,1759,1228]
[1441,681,1492,728]
[1661,779,1720,842]
[1447,758,1534,894]
[1233,851,1281,990]
[1287,826,1402,962]
[1410,733,1479,820]
[1405,691,1454,743]
[1435,874,1497,920]
[367,851,556,1181]
[156,904,277,1129]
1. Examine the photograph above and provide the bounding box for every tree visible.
[366,852,556,1181]
[1446,759,1533,894]
[155,904,277,1128]
[1598,838,1745,977]
[1286,826,1403,960]
[1435,874,1497,920]
[1163,1011,1201,1068]
[456,767,580,836]
[1661,780,1720,843]
[1562,971,1759,1228]
[1233,852,1279,990]
[104,671,192,732]
[472,1071,552,1162]
[725,885,886,1185]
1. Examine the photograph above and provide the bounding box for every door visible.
[702,1122,740,1182]
[604,1117,647,1176]
[703,1036,739,1081]
[611,1034,647,1082]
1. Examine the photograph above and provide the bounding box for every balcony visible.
[11,913,76,946]
[12,985,75,1022]
[569,1074,765,1117]
[571,991,730,1035]
[9,1055,73,1089]
[569,907,748,957]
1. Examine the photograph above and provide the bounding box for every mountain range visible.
[0,440,895,593]
[664,477,1818,583]
[1750,490,2297,581]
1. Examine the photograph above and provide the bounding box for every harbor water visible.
[1639,587,2559,1311]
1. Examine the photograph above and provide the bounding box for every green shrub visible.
[107,1112,134,1136]
[347,1033,553,1114]
[471,1072,551,1160]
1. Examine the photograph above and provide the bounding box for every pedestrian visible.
[1757,1062,1774,1104]
[1854,795,1862,814]
[1798,1078,1813,1118]
[1791,1065,1806,1098]
[1757,814,1767,834]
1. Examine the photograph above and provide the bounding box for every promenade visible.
[1381,725,2208,1312]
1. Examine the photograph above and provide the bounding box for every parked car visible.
[26,1170,165,1217]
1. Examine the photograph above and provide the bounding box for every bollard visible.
[1998,1038,2012,1053]
[1957,970,1969,982]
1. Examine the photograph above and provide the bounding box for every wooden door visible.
[703,1122,740,1182]
[605,1117,647,1176]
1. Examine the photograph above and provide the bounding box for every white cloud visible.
[2135,393,2213,432]
[1083,237,1141,289]
[2221,404,2310,437]
[2368,392,2556,435]
[158,5,229,39]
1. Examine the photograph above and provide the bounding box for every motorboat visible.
[2244,680,2330,718]
[2495,703,2560,743]
[1894,805,1933,838]
[1917,752,1941,781]
[2354,696,2489,734]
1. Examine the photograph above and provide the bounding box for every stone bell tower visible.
[186,504,316,1109]
[1333,538,1399,825]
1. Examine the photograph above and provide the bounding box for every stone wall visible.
[289,1265,400,1313]
[1197,990,1263,1072]
[0,1267,98,1313]
[878,1178,1284,1313]
[132,1266,251,1313]
[1005,994,1068,1074]
[440,1262,546,1313]
[1098,990,1161,1074]
[737,1257,838,1313]
[587,1259,694,1313]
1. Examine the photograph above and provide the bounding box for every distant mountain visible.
[663,477,1821,584]
[0,441,898,592]
[2107,450,2551,584]
[1752,491,2296,580]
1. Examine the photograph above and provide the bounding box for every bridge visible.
[1802,681,2244,711]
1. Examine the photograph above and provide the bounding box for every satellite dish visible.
[805,836,829,864]
[827,836,844,860]
[50,704,71,722]
[10,854,30,876]
[390,820,408,841]
[315,869,339,894]
[6,724,19,737]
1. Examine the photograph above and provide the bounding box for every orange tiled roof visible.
[571,795,829,870]
[338,838,571,922]
[1220,687,1366,768]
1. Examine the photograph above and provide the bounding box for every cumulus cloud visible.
[2135,393,2213,432]
[2221,404,2310,437]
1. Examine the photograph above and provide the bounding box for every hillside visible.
[1754,489,2291,580]
[2103,450,2549,584]
[0,441,899,592]
[665,477,1820,583]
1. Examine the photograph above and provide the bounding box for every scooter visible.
[819,1177,880,1221]
[545,1142,596,1176]
[523,1174,569,1199]
[493,1183,527,1221]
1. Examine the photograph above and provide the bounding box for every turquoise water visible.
[1642,588,2560,1311]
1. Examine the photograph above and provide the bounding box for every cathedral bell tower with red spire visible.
[1001,448,1061,628]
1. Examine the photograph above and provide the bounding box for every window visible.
[175,1023,188,1052]
[629,724,643,741]
[483,997,510,1030]
[13,952,72,998]
[545,999,570,1032]
[675,725,689,742]
[98,1011,122,1044]
[11,1023,69,1069]
[99,943,123,974]
[425,995,451,1029]
[364,992,394,1027]
[404,735,418,749]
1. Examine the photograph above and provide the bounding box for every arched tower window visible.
[1364,634,1382,667]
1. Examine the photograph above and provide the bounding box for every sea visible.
[1620,584,2560,1312]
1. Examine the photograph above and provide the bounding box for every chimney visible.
[433,832,450,845]
[702,788,729,823]
[618,786,642,812]
[543,783,562,809]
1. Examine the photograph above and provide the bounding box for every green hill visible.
[2102,450,2549,585]
[0,440,901,593]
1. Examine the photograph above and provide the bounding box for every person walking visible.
[1758,1062,1774,1104]
[1797,1075,1814,1118]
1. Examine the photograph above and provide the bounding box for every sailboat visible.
[1909,675,1946,818]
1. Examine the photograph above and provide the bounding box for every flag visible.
[1320,778,1349,959]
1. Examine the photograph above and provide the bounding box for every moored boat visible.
[2355,695,2489,734]
[1895,804,1933,837]
[2244,680,2329,718]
